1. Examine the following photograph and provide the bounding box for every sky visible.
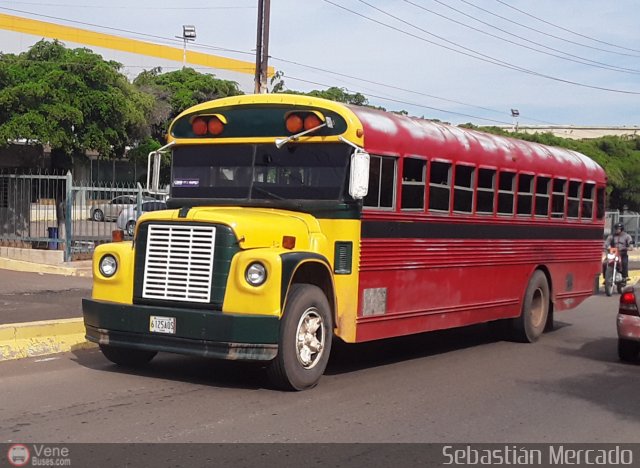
[1,0,639,127]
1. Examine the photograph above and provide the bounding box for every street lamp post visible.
[178,25,196,68]
[511,108,520,132]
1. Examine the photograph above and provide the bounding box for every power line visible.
[270,55,558,125]
[283,74,515,125]
[458,0,640,58]
[420,0,640,75]
[494,0,640,54]
[3,3,515,122]
[0,4,632,129]
[323,0,640,95]
[0,3,570,121]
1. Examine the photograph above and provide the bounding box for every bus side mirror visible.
[147,151,162,194]
[349,149,370,200]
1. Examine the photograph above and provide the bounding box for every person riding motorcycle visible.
[602,222,633,282]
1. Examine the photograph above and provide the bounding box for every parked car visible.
[90,195,137,222]
[117,200,167,236]
[617,286,640,362]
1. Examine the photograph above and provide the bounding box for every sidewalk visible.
[0,258,94,361]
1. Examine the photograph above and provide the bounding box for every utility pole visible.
[254,0,271,94]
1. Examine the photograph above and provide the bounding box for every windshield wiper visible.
[250,185,285,200]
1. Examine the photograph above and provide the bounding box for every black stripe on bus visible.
[361,220,603,240]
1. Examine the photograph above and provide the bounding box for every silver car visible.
[117,200,167,236]
[90,195,137,222]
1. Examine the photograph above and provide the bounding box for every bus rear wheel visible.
[99,344,157,367]
[511,270,549,343]
[267,284,332,391]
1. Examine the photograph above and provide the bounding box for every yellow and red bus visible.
[83,94,607,390]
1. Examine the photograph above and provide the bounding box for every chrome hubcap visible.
[295,308,325,369]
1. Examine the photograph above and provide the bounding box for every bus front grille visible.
[142,224,217,303]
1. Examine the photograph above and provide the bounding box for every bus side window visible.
[364,155,396,209]
[535,176,550,217]
[596,186,605,220]
[567,181,581,219]
[582,183,594,220]
[428,161,452,213]
[476,168,496,215]
[497,170,515,216]
[517,174,534,217]
[453,164,475,213]
[551,178,567,219]
[401,158,426,210]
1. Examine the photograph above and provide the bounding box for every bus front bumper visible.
[82,298,280,361]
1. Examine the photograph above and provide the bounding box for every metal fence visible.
[0,169,168,261]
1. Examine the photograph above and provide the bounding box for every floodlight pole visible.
[511,109,520,132]
[178,25,196,69]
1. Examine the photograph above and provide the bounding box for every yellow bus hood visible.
[139,206,321,250]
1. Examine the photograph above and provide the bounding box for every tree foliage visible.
[133,67,243,141]
[0,40,153,158]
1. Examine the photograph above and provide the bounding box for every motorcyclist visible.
[602,222,633,282]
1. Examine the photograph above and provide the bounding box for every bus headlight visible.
[245,262,267,286]
[99,254,118,277]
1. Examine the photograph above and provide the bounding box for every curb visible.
[0,318,95,361]
[0,257,92,277]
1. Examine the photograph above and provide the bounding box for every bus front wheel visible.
[267,284,332,391]
[511,270,549,343]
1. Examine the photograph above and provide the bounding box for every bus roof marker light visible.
[276,114,333,149]
[192,117,207,136]
[286,114,303,133]
[304,114,322,131]
[208,116,225,136]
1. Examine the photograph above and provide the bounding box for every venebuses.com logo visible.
[6,444,71,466]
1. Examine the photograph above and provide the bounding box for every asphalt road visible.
[0,270,92,323]
[1,293,639,444]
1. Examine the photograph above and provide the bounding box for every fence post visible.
[64,171,73,262]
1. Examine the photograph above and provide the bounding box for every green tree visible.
[0,40,152,159]
[133,67,243,141]
[0,39,154,235]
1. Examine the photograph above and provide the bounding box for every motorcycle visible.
[604,247,627,296]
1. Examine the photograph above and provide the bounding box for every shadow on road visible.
[531,337,640,423]
[326,322,506,375]
[71,319,557,390]
[71,348,271,390]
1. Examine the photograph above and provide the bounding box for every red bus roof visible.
[347,105,606,183]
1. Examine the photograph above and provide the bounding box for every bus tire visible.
[618,339,639,362]
[511,270,549,343]
[605,266,614,297]
[99,344,157,367]
[267,284,332,391]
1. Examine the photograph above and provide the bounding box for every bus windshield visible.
[171,143,351,202]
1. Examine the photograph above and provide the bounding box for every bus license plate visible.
[149,316,176,334]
